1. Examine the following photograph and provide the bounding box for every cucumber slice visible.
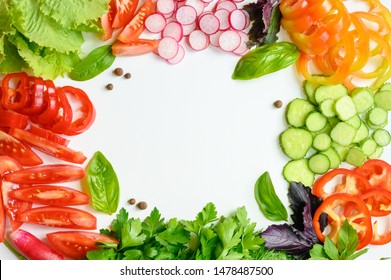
[360,138,377,156]
[286,98,315,127]
[369,146,384,159]
[367,107,388,128]
[330,122,357,146]
[303,80,319,105]
[305,111,327,132]
[373,128,391,146]
[280,128,313,159]
[331,141,351,161]
[345,147,367,167]
[319,99,336,118]
[353,121,369,143]
[322,147,341,169]
[346,115,361,129]
[312,133,332,151]
[315,84,348,104]
[308,153,330,174]
[335,95,357,121]
[283,158,315,187]
[351,87,374,114]
[374,90,391,111]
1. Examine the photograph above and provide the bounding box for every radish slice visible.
[157,37,180,59]
[188,30,210,50]
[232,30,250,55]
[218,30,241,52]
[175,5,197,25]
[200,0,213,4]
[162,21,184,42]
[157,0,177,15]
[185,0,205,16]
[182,21,197,36]
[145,13,167,33]
[229,9,247,31]
[209,30,223,47]
[214,9,230,30]
[198,13,220,35]
[167,44,186,64]
[215,0,237,12]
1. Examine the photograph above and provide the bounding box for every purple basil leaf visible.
[261,224,313,255]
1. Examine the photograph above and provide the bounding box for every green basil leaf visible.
[87,151,120,215]
[232,42,300,80]
[337,219,359,259]
[69,44,115,81]
[323,236,340,260]
[254,171,288,221]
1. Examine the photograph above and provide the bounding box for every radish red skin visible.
[8,229,65,260]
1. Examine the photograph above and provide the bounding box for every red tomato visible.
[47,231,119,259]
[27,125,70,146]
[111,0,140,29]
[0,156,32,234]
[312,168,373,199]
[9,229,65,260]
[112,39,159,56]
[8,128,87,164]
[0,130,43,166]
[359,188,391,217]
[58,86,96,136]
[17,206,97,229]
[117,0,156,43]
[9,185,90,206]
[3,164,85,184]
[313,193,373,250]
[354,159,391,192]
[0,110,29,129]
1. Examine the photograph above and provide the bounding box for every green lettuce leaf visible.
[9,0,84,53]
[0,36,28,73]
[9,33,80,79]
[37,0,109,30]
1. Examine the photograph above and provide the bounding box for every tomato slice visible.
[9,185,90,206]
[0,110,29,129]
[17,206,97,229]
[3,164,85,184]
[59,86,96,136]
[111,0,139,29]
[27,125,70,146]
[0,130,43,166]
[116,0,156,43]
[312,168,373,199]
[354,159,391,191]
[359,188,391,217]
[8,128,87,164]
[112,39,159,56]
[0,156,32,233]
[313,193,373,250]
[47,231,119,259]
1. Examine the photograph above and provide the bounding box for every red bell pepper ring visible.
[30,80,59,126]
[45,86,73,134]
[312,168,373,199]
[354,159,391,192]
[313,193,373,250]
[371,220,391,245]
[1,72,30,111]
[19,76,46,116]
[60,86,96,136]
[359,188,391,217]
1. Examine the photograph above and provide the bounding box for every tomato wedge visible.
[47,231,119,259]
[0,156,32,234]
[313,193,373,250]
[9,185,90,206]
[354,159,391,192]
[112,39,159,56]
[8,128,87,164]
[3,164,85,184]
[0,130,43,166]
[111,0,139,29]
[312,168,373,199]
[117,0,156,43]
[0,110,29,129]
[27,125,70,146]
[17,206,97,230]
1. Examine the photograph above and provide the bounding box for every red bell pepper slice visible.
[354,159,391,192]
[1,72,30,111]
[359,188,391,217]
[30,80,59,126]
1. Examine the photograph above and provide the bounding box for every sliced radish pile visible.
[143,0,251,63]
